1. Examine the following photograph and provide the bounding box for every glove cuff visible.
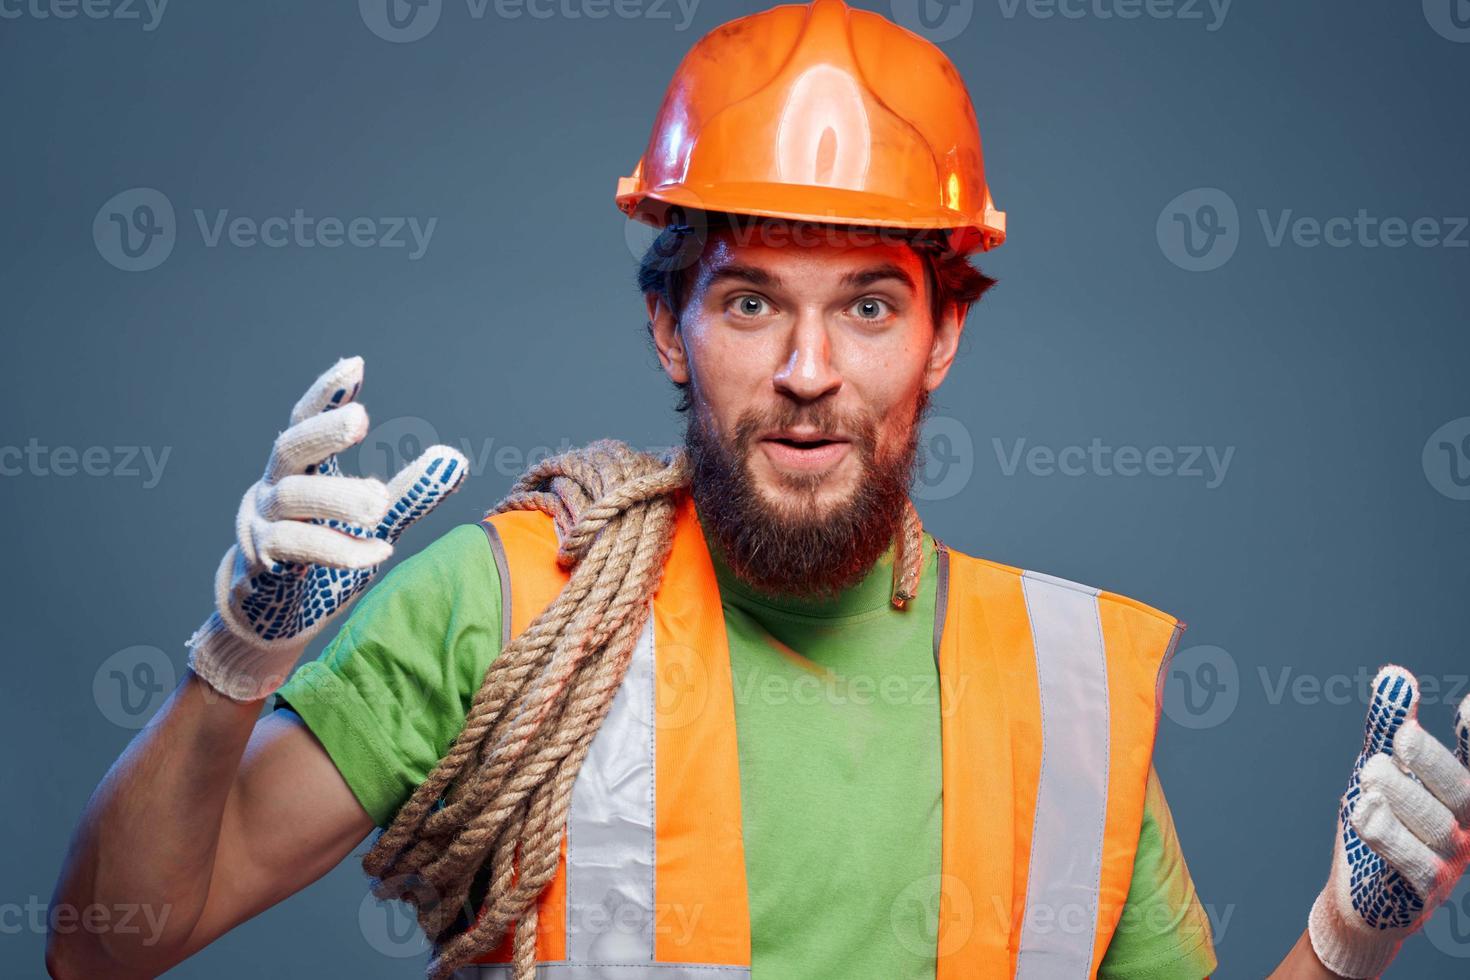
[186,612,306,703]
[1307,887,1403,979]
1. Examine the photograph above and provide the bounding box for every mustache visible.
[729,404,879,457]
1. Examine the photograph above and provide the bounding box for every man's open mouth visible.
[768,436,842,449]
[758,431,852,471]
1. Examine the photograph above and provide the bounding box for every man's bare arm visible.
[46,672,373,978]
[1268,929,1343,979]
[46,359,465,977]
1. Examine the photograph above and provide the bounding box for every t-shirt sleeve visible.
[272,522,504,827]
[1097,765,1219,980]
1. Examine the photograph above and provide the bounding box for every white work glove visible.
[1307,665,1470,977]
[186,357,468,702]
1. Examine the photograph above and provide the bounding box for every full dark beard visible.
[685,389,930,602]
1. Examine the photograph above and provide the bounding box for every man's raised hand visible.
[1307,665,1470,977]
[186,357,467,702]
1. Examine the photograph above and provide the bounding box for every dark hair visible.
[636,212,998,413]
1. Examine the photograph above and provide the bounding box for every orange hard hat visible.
[615,0,1006,254]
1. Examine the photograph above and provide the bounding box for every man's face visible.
[646,225,964,598]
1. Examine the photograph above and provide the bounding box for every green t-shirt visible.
[276,521,1218,980]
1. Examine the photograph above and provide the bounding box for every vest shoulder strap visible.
[471,508,572,964]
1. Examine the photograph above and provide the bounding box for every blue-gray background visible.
[4,0,1470,976]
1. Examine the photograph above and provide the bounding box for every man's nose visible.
[772,314,842,402]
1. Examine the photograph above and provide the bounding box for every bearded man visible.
[48,3,1470,980]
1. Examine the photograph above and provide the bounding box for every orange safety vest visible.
[460,490,1182,980]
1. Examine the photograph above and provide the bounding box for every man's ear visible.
[646,292,691,384]
[923,299,964,392]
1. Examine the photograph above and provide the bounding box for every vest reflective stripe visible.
[469,496,1179,978]
[1015,572,1111,979]
[565,612,657,961]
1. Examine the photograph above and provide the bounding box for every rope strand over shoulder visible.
[361,438,925,980]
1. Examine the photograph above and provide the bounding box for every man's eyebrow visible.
[703,264,782,291]
[839,263,918,293]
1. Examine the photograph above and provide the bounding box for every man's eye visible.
[731,295,769,317]
[851,297,890,320]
